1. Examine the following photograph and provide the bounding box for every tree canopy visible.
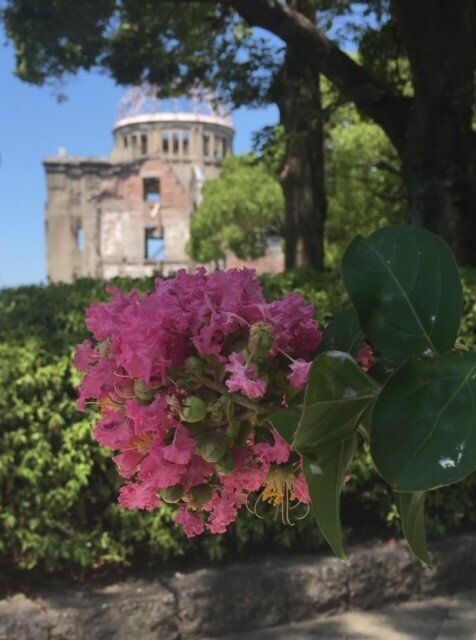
[4,0,476,264]
[190,102,405,266]
[187,155,284,264]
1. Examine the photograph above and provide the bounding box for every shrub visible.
[0,269,475,571]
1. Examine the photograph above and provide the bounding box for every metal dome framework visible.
[116,84,233,126]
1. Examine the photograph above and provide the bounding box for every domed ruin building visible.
[44,89,235,282]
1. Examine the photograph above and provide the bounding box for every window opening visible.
[266,235,281,250]
[203,134,210,158]
[123,136,128,149]
[143,177,161,202]
[76,226,85,251]
[162,133,169,153]
[173,132,180,155]
[131,135,137,148]
[222,138,228,157]
[145,227,166,261]
[183,131,190,155]
[141,134,148,155]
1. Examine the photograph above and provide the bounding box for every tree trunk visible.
[232,0,476,266]
[277,49,327,269]
[394,0,476,265]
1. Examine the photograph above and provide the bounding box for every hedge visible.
[0,269,475,571]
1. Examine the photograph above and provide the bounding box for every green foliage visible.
[187,155,284,263]
[325,106,405,266]
[0,260,475,572]
[251,100,407,268]
[371,352,476,491]
[342,226,463,359]
[296,352,380,558]
[296,226,476,565]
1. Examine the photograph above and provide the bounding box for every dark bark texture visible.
[393,0,476,266]
[278,59,327,270]
[275,0,327,271]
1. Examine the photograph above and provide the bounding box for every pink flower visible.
[74,340,96,372]
[180,455,215,489]
[118,483,161,510]
[356,343,375,372]
[225,352,267,399]
[94,412,134,449]
[204,491,243,534]
[288,359,312,390]
[125,396,170,438]
[113,449,145,479]
[254,429,291,465]
[262,293,322,359]
[162,425,196,465]
[76,267,325,537]
[175,506,205,537]
[86,286,139,342]
[77,358,119,410]
[138,444,187,489]
[293,473,311,504]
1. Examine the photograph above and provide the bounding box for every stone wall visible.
[1,535,476,640]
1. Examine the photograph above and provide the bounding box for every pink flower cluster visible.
[76,268,322,536]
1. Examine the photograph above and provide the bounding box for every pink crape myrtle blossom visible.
[287,359,312,390]
[254,430,291,465]
[76,267,333,537]
[225,353,267,399]
[356,343,375,372]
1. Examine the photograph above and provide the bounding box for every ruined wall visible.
[45,111,284,282]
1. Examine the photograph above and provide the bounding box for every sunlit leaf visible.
[371,351,476,491]
[304,436,357,560]
[395,491,434,567]
[293,351,380,454]
[342,226,463,360]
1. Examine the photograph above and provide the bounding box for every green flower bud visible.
[133,379,156,402]
[196,434,228,463]
[159,485,183,504]
[248,322,275,360]
[225,419,241,439]
[209,399,224,423]
[215,453,236,476]
[189,484,214,507]
[186,356,206,375]
[182,396,207,422]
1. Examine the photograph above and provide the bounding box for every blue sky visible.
[0,35,278,288]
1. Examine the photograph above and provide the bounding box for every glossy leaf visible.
[371,351,476,491]
[395,491,433,568]
[318,307,365,357]
[341,226,463,360]
[293,351,380,455]
[267,410,299,445]
[304,435,356,560]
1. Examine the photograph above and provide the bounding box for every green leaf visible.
[304,436,357,560]
[292,351,380,455]
[341,226,463,360]
[267,410,300,445]
[371,351,476,491]
[318,307,365,357]
[395,491,434,567]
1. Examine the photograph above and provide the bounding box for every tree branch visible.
[226,0,411,150]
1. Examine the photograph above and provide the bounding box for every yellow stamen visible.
[249,466,309,526]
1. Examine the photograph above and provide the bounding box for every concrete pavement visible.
[217,590,476,640]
